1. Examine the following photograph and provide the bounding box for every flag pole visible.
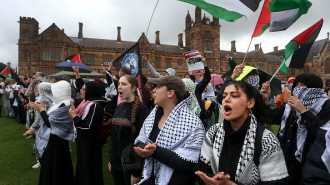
[242,37,253,65]
[269,60,286,82]
[146,0,160,37]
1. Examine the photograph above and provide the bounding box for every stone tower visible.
[185,7,221,73]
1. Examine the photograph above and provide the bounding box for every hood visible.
[51,80,71,105]
[38,82,53,108]
[165,68,176,76]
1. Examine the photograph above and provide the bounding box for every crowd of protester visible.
[1,55,330,185]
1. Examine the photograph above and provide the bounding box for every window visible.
[205,31,211,36]
[103,55,112,65]
[205,42,211,52]
[325,58,330,74]
[178,60,183,69]
[166,59,171,68]
[34,50,38,59]
[290,69,295,76]
[86,54,95,65]
[24,32,29,39]
[42,47,62,61]
[155,57,161,68]
[207,61,212,68]
[25,51,29,58]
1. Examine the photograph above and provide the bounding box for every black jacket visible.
[270,100,330,181]
[302,129,330,185]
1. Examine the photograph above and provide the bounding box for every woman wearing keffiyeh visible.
[69,81,107,185]
[133,75,205,185]
[261,73,330,184]
[197,81,288,185]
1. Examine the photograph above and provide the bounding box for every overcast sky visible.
[0,0,329,67]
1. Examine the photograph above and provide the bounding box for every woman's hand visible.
[131,175,141,185]
[133,142,157,158]
[108,162,111,172]
[195,171,233,185]
[260,81,271,105]
[30,102,46,113]
[231,64,244,80]
[23,129,34,136]
[68,101,77,118]
[286,96,308,114]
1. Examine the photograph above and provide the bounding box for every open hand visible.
[231,64,244,80]
[195,171,233,185]
[133,142,157,158]
[286,96,307,114]
[30,102,46,113]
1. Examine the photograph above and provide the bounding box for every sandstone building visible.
[18,7,330,84]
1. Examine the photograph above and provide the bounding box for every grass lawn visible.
[0,108,114,185]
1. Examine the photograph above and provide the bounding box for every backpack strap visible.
[253,124,265,167]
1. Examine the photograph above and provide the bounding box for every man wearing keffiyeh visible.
[261,73,330,184]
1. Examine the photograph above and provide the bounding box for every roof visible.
[307,39,327,60]
[69,37,187,54]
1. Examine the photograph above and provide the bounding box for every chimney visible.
[155,31,160,45]
[231,40,236,52]
[78,22,83,39]
[274,46,278,53]
[178,33,183,48]
[255,44,259,50]
[62,28,64,33]
[117,26,121,42]
[328,32,330,40]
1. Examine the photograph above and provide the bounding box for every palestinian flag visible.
[252,0,271,37]
[269,0,312,32]
[65,53,82,63]
[0,67,11,78]
[280,19,323,74]
[179,0,262,22]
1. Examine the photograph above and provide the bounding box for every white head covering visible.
[38,82,53,109]
[182,78,201,116]
[202,83,215,101]
[48,80,72,113]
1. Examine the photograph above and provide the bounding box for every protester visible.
[142,56,176,77]
[261,73,330,184]
[302,120,330,184]
[24,82,53,168]
[133,75,205,185]
[3,78,14,118]
[0,78,4,117]
[69,81,107,185]
[31,80,75,185]
[108,75,149,185]
[197,80,288,185]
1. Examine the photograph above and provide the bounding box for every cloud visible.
[0,0,329,68]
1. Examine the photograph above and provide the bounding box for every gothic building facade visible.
[18,7,330,84]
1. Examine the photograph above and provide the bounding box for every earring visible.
[249,108,253,115]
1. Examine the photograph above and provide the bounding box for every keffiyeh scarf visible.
[182,78,201,116]
[135,93,205,185]
[279,87,329,162]
[321,121,330,173]
[36,105,75,157]
[200,114,288,184]
[76,100,96,120]
[246,75,260,89]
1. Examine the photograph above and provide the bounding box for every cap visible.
[149,76,186,99]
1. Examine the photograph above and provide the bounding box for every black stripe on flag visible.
[290,23,323,69]
[240,0,262,12]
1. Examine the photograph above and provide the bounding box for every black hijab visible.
[292,73,323,90]
[85,81,105,100]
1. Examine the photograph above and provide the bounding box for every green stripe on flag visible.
[1,74,11,78]
[280,40,300,74]
[179,0,243,22]
[254,23,270,37]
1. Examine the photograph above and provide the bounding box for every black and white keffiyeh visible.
[321,120,330,173]
[135,93,205,185]
[279,87,329,162]
[200,114,288,184]
[246,75,260,89]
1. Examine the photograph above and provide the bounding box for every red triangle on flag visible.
[0,67,11,78]
[292,19,323,46]
[71,54,82,63]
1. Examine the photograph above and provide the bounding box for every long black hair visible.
[221,81,271,124]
